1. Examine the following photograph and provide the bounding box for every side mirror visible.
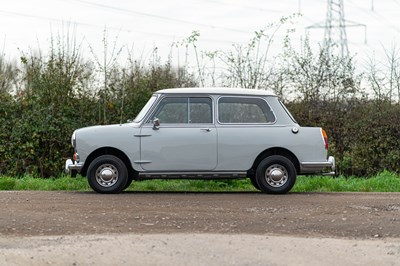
[152,118,160,130]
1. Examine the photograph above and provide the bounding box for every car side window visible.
[218,97,275,124]
[152,97,212,124]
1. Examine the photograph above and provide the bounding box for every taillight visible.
[321,129,329,150]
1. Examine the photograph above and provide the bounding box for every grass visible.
[0,174,91,191]
[0,171,399,192]
[126,179,256,192]
[293,171,400,192]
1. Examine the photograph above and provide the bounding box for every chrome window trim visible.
[279,100,298,124]
[134,94,159,124]
[142,94,215,126]
[216,95,277,125]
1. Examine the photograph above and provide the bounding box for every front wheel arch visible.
[81,147,137,179]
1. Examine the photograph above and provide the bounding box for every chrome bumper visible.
[65,159,84,174]
[300,156,336,176]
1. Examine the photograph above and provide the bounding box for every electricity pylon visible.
[306,0,366,58]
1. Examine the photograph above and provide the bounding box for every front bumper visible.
[300,156,336,176]
[65,159,84,174]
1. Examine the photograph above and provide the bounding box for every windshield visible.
[133,95,157,123]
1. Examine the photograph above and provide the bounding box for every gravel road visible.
[1,191,400,265]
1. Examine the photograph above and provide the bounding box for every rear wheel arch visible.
[250,147,300,175]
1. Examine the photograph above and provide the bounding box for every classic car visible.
[65,88,335,194]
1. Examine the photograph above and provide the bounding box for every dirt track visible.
[1,191,400,265]
[1,191,400,238]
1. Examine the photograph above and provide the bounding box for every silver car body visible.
[66,88,335,184]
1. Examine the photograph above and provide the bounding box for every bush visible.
[288,99,400,176]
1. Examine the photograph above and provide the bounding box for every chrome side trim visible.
[134,160,152,164]
[138,171,247,179]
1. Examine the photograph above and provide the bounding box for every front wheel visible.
[87,155,128,194]
[249,175,261,191]
[255,155,296,194]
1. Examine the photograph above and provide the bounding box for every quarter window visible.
[218,97,275,124]
[152,97,212,124]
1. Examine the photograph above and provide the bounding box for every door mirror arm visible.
[152,118,160,130]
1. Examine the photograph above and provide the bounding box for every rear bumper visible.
[300,156,336,176]
[65,159,84,174]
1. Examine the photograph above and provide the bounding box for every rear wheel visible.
[123,177,133,190]
[255,155,296,194]
[87,155,128,194]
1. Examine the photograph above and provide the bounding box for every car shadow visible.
[76,190,305,195]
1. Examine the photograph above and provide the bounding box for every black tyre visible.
[255,155,296,194]
[87,155,128,194]
[249,175,261,191]
[123,177,133,190]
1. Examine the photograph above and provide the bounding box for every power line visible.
[0,9,131,33]
[0,9,251,46]
[203,0,288,14]
[73,0,319,45]
[393,0,400,7]
[347,0,400,34]
[65,0,252,34]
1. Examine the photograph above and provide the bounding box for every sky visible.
[1,0,400,69]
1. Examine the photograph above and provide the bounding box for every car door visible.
[139,96,217,171]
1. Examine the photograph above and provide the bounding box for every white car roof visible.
[155,87,276,96]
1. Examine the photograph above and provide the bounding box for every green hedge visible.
[2,89,398,177]
[288,100,400,176]
[0,42,399,177]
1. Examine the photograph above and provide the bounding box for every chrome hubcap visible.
[265,164,288,188]
[95,164,119,187]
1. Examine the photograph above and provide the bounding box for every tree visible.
[0,54,18,95]
[11,29,94,177]
[218,15,298,90]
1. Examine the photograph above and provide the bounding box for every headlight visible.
[71,131,76,148]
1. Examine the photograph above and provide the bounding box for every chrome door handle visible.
[200,128,211,132]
